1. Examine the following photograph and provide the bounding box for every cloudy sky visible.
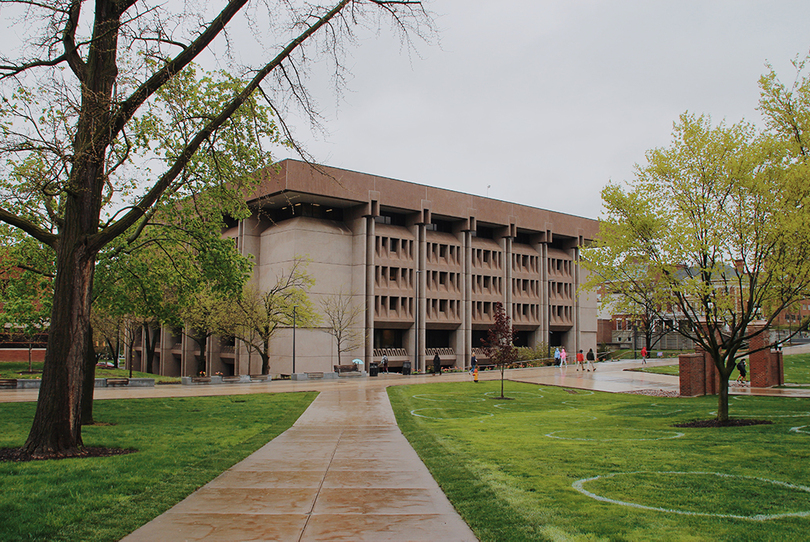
[270,0,810,219]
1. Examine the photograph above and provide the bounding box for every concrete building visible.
[131,160,599,376]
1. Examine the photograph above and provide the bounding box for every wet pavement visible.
[121,381,477,542]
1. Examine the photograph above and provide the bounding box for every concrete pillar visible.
[463,230,473,369]
[365,216,375,363]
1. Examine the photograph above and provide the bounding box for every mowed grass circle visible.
[546,428,684,441]
[574,471,810,520]
[412,393,487,403]
[410,408,494,420]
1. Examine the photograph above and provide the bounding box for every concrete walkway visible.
[121,382,477,542]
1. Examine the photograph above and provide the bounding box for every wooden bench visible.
[333,364,358,374]
[106,378,129,387]
[0,378,18,389]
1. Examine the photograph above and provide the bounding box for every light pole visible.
[292,305,297,374]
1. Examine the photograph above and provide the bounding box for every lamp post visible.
[292,305,297,374]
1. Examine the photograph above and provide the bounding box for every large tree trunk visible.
[23,245,96,458]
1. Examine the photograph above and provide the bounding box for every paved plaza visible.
[3,355,808,540]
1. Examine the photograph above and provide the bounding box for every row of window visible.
[549,257,573,277]
[374,295,571,325]
[375,296,413,318]
[376,266,414,289]
[474,248,503,270]
[550,281,573,300]
[377,236,415,260]
[550,305,573,323]
[472,274,503,295]
[427,242,461,265]
[512,253,540,274]
[513,278,541,298]
[512,303,541,322]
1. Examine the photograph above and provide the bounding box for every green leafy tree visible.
[231,259,318,375]
[584,110,810,423]
[0,229,54,371]
[0,0,433,458]
[482,302,518,399]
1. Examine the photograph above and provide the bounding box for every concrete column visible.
[539,242,549,347]
[463,230,473,369]
[503,236,513,322]
[417,224,427,373]
[365,216,375,363]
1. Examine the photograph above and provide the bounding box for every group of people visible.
[554,347,596,371]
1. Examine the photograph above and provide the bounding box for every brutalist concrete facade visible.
[132,160,600,376]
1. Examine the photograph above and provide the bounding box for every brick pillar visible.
[703,349,720,395]
[679,353,706,397]
[747,322,782,388]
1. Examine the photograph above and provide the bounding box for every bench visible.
[106,378,129,387]
[334,364,359,374]
[0,378,18,389]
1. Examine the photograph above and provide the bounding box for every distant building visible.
[130,160,599,376]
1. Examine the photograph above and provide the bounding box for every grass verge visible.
[0,392,316,541]
[389,381,810,541]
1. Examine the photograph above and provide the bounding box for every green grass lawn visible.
[0,361,181,384]
[389,381,810,541]
[0,392,316,541]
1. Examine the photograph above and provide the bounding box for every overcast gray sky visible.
[271,0,810,219]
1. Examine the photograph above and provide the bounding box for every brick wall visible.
[0,348,46,363]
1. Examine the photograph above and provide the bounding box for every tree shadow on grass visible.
[0,446,136,462]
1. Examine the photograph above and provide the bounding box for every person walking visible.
[560,347,567,367]
[554,347,561,366]
[576,349,585,371]
[433,352,441,375]
[736,358,747,384]
[381,354,389,373]
[470,353,477,374]
[641,346,648,365]
[586,348,596,371]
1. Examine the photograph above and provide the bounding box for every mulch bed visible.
[0,447,136,462]
[674,419,773,428]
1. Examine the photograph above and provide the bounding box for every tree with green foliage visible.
[483,302,518,399]
[0,0,433,459]
[584,106,810,422]
[231,259,318,375]
[0,245,53,373]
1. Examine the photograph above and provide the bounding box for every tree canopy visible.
[584,57,810,422]
[0,0,434,458]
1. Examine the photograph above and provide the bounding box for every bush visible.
[515,343,553,366]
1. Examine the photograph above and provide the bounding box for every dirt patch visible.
[0,446,136,462]
[673,419,774,428]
